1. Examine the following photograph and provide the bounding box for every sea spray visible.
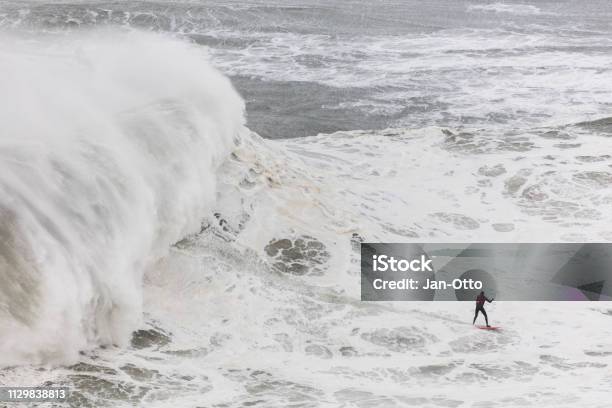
[0,29,245,366]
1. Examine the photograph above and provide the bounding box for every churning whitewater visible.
[0,30,245,365]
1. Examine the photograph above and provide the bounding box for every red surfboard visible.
[476,326,500,331]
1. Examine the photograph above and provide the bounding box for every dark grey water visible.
[2,0,612,138]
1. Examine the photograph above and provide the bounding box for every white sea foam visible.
[468,3,545,15]
[0,29,245,366]
[133,124,612,407]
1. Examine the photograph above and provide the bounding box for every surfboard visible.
[476,326,500,331]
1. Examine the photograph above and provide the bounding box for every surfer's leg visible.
[482,309,489,326]
[473,307,479,324]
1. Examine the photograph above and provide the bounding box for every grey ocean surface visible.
[1,1,612,408]
[2,0,612,137]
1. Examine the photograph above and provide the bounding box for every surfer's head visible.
[480,291,484,295]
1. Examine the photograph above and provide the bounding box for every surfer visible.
[472,291,494,327]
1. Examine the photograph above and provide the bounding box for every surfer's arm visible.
[486,297,493,303]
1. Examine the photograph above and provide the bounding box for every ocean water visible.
[1,1,612,407]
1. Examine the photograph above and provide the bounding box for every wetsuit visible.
[473,294,492,326]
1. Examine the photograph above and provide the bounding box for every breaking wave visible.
[0,29,245,365]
